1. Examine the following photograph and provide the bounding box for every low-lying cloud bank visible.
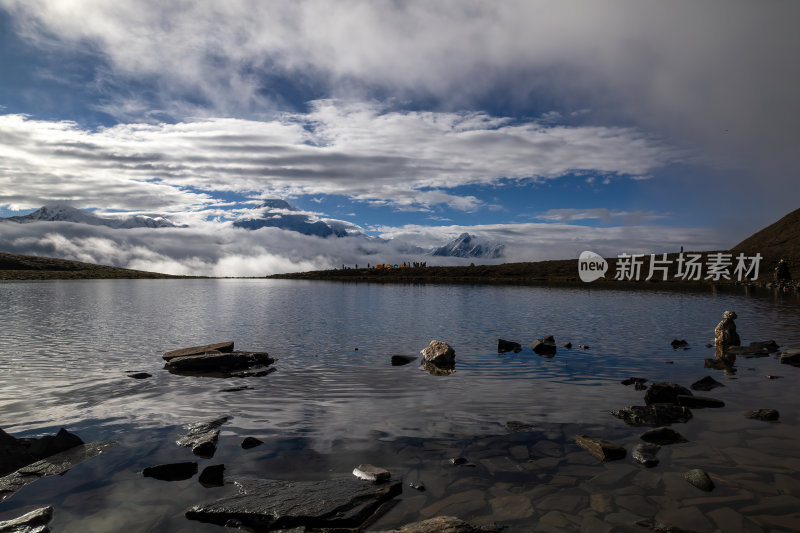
[0,220,728,277]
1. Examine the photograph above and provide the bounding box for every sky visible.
[0,1,798,276]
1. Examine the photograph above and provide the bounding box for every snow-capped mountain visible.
[0,205,180,229]
[233,199,361,237]
[431,232,505,258]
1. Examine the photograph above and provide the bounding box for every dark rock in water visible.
[0,441,116,503]
[780,349,800,367]
[497,339,522,353]
[143,461,198,481]
[632,443,661,467]
[229,367,276,378]
[449,457,475,467]
[575,435,626,462]
[352,464,391,482]
[126,372,152,379]
[163,341,235,361]
[506,421,536,432]
[612,405,693,427]
[714,311,741,347]
[1,428,85,477]
[391,355,417,366]
[165,351,275,374]
[621,377,648,387]
[0,506,53,532]
[421,361,455,376]
[531,336,557,356]
[744,408,780,421]
[219,385,252,392]
[241,437,263,450]
[747,340,779,352]
[185,477,402,530]
[199,464,225,487]
[685,468,715,492]
[561,342,572,349]
[690,376,724,391]
[408,481,425,491]
[670,339,688,348]
[677,395,725,408]
[775,259,792,282]
[725,342,776,357]
[765,375,783,380]
[578,344,590,349]
[420,340,455,366]
[644,382,693,405]
[372,516,505,532]
[177,416,230,458]
[640,427,688,445]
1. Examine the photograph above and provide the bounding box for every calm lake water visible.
[1,279,800,532]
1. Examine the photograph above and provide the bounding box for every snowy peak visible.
[1,204,180,229]
[233,199,358,238]
[431,232,505,258]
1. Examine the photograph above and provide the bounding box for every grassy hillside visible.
[0,252,189,280]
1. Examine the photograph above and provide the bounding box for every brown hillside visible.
[732,208,800,260]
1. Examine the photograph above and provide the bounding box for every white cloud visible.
[0,103,678,214]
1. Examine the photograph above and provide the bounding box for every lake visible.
[1,279,800,532]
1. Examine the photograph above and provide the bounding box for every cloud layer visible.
[0,102,677,213]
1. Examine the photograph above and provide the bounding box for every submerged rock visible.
[126,372,152,379]
[714,311,741,347]
[632,443,661,467]
[531,336,557,356]
[142,462,198,481]
[421,361,456,376]
[644,382,693,405]
[176,416,230,458]
[449,457,476,467]
[163,341,235,361]
[670,339,689,349]
[408,481,426,491]
[677,395,724,408]
[505,421,536,432]
[575,435,626,462]
[497,339,522,353]
[421,340,455,366]
[640,427,688,445]
[0,441,116,503]
[561,342,572,349]
[352,464,391,482]
[372,516,505,532]
[685,468,715,491]
[690,376,724,391]
[612,405,693,427]
[636,518,697,533]
[744,408,780,421]
[0,506,53,533]
[241,437,263,450]
[185,477,402,530]
[391,355,417,366]
[199,464,225,487]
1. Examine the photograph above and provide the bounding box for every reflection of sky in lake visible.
[1,280,800,531]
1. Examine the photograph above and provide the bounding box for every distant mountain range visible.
[1,202,506,258]
[431,232,505,258]
[0,205,181,229]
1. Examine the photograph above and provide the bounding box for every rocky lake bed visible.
[2,279,800,532]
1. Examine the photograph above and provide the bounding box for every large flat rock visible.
[0,441,116,503]
[0,506,53,533]
[163,341,235,361]
[165,351,274,375]
[186,477,402,530]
